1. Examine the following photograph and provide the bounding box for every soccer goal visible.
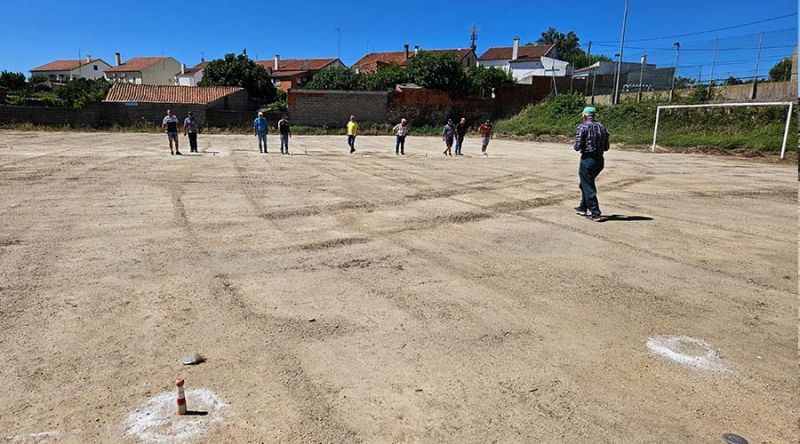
[651,102,795,159]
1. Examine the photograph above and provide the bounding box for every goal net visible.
[651,102,795,159]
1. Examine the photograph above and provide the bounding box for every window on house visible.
[93,65,98,71]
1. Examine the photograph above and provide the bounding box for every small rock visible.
[180,353,205,365]
[308,318,316,323]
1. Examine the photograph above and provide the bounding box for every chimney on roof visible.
[414,45,420,56]
[181,63,186,75]
[85,55,91,63]
[404,44,410,61]
[512,37,520,61]
[115,52,121,66]
[274,54,280,71]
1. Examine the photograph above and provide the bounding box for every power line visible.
[595,12,798,43]
[593,43,796,52]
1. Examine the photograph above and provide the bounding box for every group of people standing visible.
[161,109,200,155]
[253,111,292,155]
[160,107,611,222]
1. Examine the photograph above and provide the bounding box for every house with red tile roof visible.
[352,45,477,74]
[104,84,249,109]
[256,56,345,91]
[104,54,182,86]
[175,61,209,87]
[478,39,569,83]
[30,57,112,82]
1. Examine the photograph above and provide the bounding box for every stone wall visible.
[288,89,389,126]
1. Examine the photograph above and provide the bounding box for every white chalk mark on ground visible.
[646,335,728,373]
[5,430,62,442]
[125,388,227,444]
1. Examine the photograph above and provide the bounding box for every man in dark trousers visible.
[278,114,291,155]
[183,111,199,153]
[573,106,610,222]
[454,117,467,156]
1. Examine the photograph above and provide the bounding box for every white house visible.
[30,57,112,82]
[478,39,569,82]
[175,61,208,87]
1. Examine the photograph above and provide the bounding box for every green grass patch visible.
[495,93,797,152]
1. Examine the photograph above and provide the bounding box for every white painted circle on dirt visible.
[646,335,728,373]
[125,388,227,444]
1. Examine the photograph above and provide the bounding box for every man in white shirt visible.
[162,109,182,155]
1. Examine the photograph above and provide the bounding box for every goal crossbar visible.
[651,102,794,159]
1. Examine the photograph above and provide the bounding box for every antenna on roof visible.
[470,25,478,52]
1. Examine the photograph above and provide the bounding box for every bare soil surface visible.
[0,131,796,443]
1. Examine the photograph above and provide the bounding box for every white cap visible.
[258,111,264,116]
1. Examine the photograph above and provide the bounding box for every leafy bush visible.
[199,53,277,102]
[54,78,111,109]
[306,66,363,90]
[406,51,466,92]
[361,63,410,91]
[768,57,792,82]
[465,65,515,97]
[0,71,26,91]
[263,89,288,112]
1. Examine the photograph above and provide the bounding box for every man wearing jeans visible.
[254,111,269,154]
[573,106,610,222]
[392,118,409,155]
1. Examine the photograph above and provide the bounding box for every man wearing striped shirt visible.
[573,106,610,222]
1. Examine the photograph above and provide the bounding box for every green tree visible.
[406,51,466,92]
[199,53,276,101]
[768,57,792,82]
[54,78,111,109]
[306,66,364,90]
[465,65,515,96]
[536,28,583,65]
[532,28,611,69]
[0,71,27,90]
[362,63,410,91]
[724,76,744,85]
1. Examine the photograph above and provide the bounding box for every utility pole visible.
[637,51,646,103]
[470,25,478,53]
[336,27,342,59]
[751,31,764,99]
[709,38,719,87]
[584,41,593,96]
[669,41,680,102]
[612,0,629,106]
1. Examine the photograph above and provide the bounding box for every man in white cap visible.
[253,111,269,154]
[573,106,610,222]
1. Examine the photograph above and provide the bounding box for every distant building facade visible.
[352,45,477,74]
[256,57,345,91]
[478,40,569,82]
[104,54,182,86]
[30,57,112,82]
[175,61,208,87]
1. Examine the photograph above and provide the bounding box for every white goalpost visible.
[651,102,795,159]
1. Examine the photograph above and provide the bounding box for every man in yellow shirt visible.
[347,115,358,154]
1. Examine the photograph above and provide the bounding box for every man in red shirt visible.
[479,120,493,157]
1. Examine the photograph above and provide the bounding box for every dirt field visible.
[0,130,796,443]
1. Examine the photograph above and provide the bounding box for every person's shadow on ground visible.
[600,214,654,223]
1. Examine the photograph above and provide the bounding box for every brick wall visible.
[288,89,389,126]
[0,102,275,128]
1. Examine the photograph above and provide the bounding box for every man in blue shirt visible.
[573,106,610,221]
[253,111,269,154]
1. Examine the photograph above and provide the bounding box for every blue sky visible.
[0,0,796,81]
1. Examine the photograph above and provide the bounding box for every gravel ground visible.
[0,131,795,443]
